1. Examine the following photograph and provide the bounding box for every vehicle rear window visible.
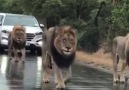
[3,15,39,27]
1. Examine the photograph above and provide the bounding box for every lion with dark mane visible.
[42,26,77,89]
[8,25,26,62]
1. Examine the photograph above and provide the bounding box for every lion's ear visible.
[21,25,26,30]
[69,28,77,37]
[22,26,26,33]
[56,26,63,36]
[71,28,77,34]
[23,27,26,30]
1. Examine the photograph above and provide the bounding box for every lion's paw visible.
[113,78,119,83]
[43,78,50,83]
[9,57,12,60]
[120,76,125,83]
[55,80,58,85]
[15,59,19,62]
[56,84,65,90]
[64,78,71,83]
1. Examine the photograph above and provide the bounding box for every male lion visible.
[8,25,26,62]
[42,26,77,89]
[112,33,129,83]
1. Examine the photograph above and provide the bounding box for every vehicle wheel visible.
[0,47,4,54]
[30,49,36,55]
[37,48,42,56]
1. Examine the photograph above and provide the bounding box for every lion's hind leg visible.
[119,60,126,83]
[113,54,119,83]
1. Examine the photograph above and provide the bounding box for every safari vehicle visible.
[0,13,44,54]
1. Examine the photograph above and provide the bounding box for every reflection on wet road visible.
[0,52,129,90]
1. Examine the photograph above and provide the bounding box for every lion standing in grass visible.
[112,33,129,83]
[42,26,77,89]
[8,25,26,62]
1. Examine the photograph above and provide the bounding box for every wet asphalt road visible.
[0,51,129,90]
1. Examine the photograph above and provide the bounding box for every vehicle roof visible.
[0,13,34,17]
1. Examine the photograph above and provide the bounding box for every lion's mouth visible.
[63,50,71,55]
[17,39,22,43]
[17,40,21,42]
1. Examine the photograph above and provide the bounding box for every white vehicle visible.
[0,13,44,54]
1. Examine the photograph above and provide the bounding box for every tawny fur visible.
[8,25,26,62]
[112,33,129,83]
[42,26,77,89]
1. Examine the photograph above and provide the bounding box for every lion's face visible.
[54,26,77,56]
[60,33,76,55]
[12,25,26,43]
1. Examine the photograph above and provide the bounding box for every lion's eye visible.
[63,39,66,42]
[70,39,73,42]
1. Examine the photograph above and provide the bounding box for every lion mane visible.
[9,25,26,49]
[43,26,77,69]
[50,26,77,68]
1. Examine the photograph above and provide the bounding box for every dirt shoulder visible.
[75,49,129,75]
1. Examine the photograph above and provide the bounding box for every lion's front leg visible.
[63,66,72,83]
[8,33,13,60]
[17,49,25,72]
[54,65,65,89]
[42,61,50,83]
[13,48,19,62]
[8,46,13,60]
[21,48,25,62]
[42,52,50,83]
[8,50,13,60]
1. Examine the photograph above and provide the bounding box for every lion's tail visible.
[112,38,117,60]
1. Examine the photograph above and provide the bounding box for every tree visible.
[1,0,128,52]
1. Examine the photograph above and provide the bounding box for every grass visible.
[76,49,123,71]
[76,48,129,76]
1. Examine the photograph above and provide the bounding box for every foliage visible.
[111,0,129,36]
[0,0,129,52]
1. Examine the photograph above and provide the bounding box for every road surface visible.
[0,52,128,90]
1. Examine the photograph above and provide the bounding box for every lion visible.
[112,33,129,83]
[42,26,77,89]
[8,25,26,62]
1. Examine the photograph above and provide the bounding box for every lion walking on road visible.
[42,26,77,89]
[8,25,26,62]
[112,33,129,83]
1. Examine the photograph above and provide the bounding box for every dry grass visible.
[76,48,129,75]
[76,49,113,69]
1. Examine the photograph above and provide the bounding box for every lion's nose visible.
[17,38,21,41]
[66,47,71,50]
